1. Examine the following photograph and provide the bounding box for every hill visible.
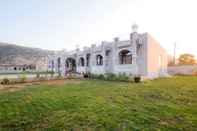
[0,42,53,65]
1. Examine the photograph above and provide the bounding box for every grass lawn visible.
[0,76,197,131]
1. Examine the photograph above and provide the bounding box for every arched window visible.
[65,58,76,72]
[79,57,85,67]
[57,57,61,68]
[96,55,103,65]
[119,50,132,64]
[86,54,91,67]
[51,60,54,69]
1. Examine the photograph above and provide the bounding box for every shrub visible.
[117,73,129,82]
[19,74,27,83]
[105,73,117,81]
[36,73,40,78]
[1,78,10,85]
[134,76,141,83]
[89,74,98,79]
[89,73,132,82]
[97,74,105,80]
[88,74,105,80]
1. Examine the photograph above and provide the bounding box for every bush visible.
[1,78,10,85]
[117,73,129,82]
[89,74,98,79]
[88,74,105,80]
[89,73,132,82]
[97,74,105,80]
[36,73,40,79]
[134,76,141,83]
[19,74,27,83]
[105,73,117,81]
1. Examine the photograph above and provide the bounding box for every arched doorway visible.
[96,55,103,65]
[119,50,132,64]
[57,57,61,73]
[65,58,76,73]
[79,57,85,67]
[86,54,91,67]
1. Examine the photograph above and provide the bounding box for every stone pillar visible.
[61,57,65,76]
[91,44,96,66]
[111,41,118,73]
[130,32,139,75]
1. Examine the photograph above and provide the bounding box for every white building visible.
[48,25,168,79]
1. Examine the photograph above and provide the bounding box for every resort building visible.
[48,24,168,79]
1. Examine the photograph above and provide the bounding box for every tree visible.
[178,53,196,65]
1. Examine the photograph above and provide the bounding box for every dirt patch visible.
[0,79,82,92]
[0,84,26,92]
[42,79,81,85]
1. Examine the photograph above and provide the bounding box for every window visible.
[119,50,132,64]
[96,55,103,65]
[79,57,85,67]
[106,50,111,56]
[86,54,90,67]
[51,60,54,69]
[57,58,61,68]
[66,58,76,72]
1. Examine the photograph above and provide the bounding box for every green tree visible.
[178,53,196,65]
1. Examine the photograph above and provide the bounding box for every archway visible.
[119,50,132,64]
[96,55,103,65]
[57,57,61,73]
[86,54,91,67]
[65,58,76,73]
[79,57,85,67]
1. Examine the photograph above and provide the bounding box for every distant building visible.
[35,56,49,71]
[0,64,36,73]
[48,24,168,79]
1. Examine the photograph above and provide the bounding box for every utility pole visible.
[173,42,177,65]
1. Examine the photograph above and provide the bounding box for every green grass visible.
[0,76,197,131]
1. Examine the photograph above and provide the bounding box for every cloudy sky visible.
[0,0,196,57]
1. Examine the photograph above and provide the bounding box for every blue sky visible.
[0,0,196,57]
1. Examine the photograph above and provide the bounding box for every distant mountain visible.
[0,42,54,65]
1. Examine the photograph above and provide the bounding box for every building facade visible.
[48,25,168,79]
[0,64,36,73]
[0,57,49,73]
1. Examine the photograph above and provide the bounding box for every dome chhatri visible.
[132,23,139,33]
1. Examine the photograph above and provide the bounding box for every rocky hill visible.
[0,42,53,65]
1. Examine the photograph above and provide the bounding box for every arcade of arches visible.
[57,49,133,73]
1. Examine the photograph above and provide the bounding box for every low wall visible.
[168,65,197,75]
[0,73,59,80]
